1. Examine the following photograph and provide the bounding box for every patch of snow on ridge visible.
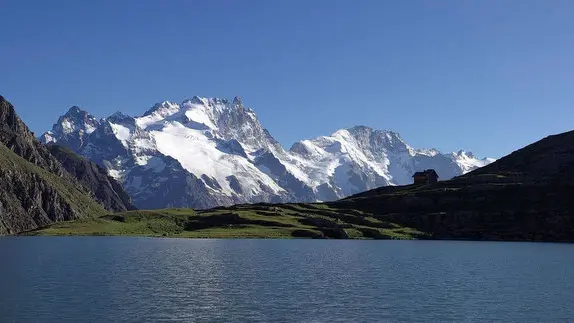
[84,123,97,134]
[109,123,132,149]
[453,150,493,174]
[136,101,180,129]
[182,103,218,130]
[42,131,57,144]
[61,119,74,134]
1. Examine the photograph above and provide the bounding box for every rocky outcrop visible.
[0,95,65,175]
[0,144,105,235]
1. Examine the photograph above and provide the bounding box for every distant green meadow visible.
[29,203,426,240]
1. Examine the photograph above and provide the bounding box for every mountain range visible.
[3,93,573,241]
[36,125,574,242]
[41,96,494,209]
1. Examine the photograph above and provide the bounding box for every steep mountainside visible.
[42,96,493,209]
[0,96,106,234]
[46,145,136,212]
[336,130,574,241]
[467,130,574,182]
[1,97,66,175]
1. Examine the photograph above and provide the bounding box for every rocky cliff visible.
[0,144,105,234]
[0,96,66,175]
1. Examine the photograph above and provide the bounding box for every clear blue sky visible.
[1,0,573,158]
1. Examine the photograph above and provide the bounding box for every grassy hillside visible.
[29,203,426,239]
[0,143,106,234]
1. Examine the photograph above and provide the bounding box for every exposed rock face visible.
[0,143,106,235]
[337,130,574,242]
[46,145,136,212]
[40,106,100,153]
[0,170,72,234]
[0,96,108,235]
[0,95,65,175]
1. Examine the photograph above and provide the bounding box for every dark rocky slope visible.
[46,145,136,212]
[0,95,132,234]
[335,130,574,241]
[0,96,66,175]
[0,143,105,234]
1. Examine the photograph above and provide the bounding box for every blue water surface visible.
[1,237,573,322]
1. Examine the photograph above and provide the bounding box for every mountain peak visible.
[347,125,397,136]
[143,101,179,117]
[233,96,242,106]
[345,126,405,144]
[67,105,82,113]
[212,97,229,105]
[107,111,133,123]
[57,106,98,134]
[0,95,28,135]
[184,96,231,106]
[189,96,207,105]
[110,111,127,118]
[455,150,475,158]
[62,105,91,118]
[349,125,373,132]
[40,104,101,149]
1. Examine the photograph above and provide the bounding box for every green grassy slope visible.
[0,143,106,234]
[29,203,427,239]
[0,144,105,215]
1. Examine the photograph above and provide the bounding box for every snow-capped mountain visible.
[41,96,494,209]
[41,106,100,152]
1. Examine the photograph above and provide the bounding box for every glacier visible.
[41,96,494,209]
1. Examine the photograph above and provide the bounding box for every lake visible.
[1,237,573,322]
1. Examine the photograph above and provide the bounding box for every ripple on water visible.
[1,237,573,322]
